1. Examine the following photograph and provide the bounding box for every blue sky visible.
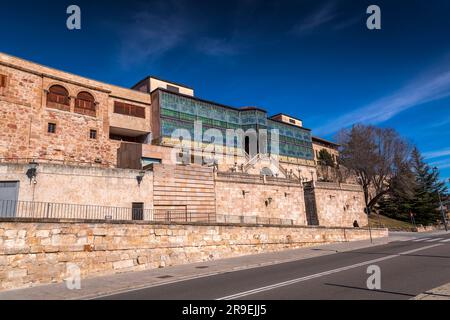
[1,0,449,186]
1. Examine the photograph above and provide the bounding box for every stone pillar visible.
[69,95,75,113]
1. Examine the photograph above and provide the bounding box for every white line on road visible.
[217,244,443,300]
[412,238,431,242]
[425,238,444,242]
[440,239,450,243]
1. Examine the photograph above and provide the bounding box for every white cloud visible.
[428,117,450,129]
[424,149,450,160]
[116,1,247,67]
[195,37,242,57]
[117,3,192,67]
[314,63,450,136]
[292,2,338,36]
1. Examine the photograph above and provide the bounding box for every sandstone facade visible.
[0,220,387,291]
[215,173,307,225]
[0,162,368,227]
[314,182,367,227]
[0,53,150,167]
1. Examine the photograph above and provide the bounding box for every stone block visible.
[4,230,18,238]
[8,269,27,279]
[137,256,147,265]
[113,259,134,270]
[36,230,50,238]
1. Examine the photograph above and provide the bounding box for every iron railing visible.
[0,200,202,223]
[0,158,110,168]
[0,201,294,225]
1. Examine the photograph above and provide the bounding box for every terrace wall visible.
[0,219,388,291]
[0,163,154,214]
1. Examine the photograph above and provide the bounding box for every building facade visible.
[312,136,340,166]
[0,52,366,227]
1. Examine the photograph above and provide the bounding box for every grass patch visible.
[368,214,414,231]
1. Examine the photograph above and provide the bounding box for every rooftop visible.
[153,88,312,132]
[132,75,195,91]
[270,113,303,122]
[312,136,340,148]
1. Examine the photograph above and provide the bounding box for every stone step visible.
[153,185,214,192]
[153,192,216,198]
[154,178,215,186]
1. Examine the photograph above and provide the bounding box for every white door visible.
[0,181,19,217]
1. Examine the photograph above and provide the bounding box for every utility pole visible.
[366,205,373,244]
[357,176,373,244]
[437,191,448,232]
[433,168,448,232]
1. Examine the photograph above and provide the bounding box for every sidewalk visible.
[413,283,450,300]
[0,237,389,300]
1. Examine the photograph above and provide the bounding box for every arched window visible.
[47,85,70,111]
[75,92,96,117]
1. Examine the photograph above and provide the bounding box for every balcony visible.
[109,112,150,133]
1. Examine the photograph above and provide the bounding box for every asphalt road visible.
[98,233,450,300]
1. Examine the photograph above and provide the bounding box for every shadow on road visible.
[323,283,416,298]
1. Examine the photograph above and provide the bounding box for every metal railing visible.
[0,200,203,223]
[0,201,294,226]
[0,157,112,168]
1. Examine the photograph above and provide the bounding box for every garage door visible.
[0,181,19,217]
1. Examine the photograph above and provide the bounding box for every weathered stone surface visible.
[0,53,150,167]
[137,256,147,265]
[36,230,50,238]
[0,221,386,291]
[113,259,134,270]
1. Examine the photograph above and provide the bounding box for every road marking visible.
[425,238,443,242]
[440,239,450,243]
[85,241,375,300]
[412,238,430,242]
[217,244,442,300]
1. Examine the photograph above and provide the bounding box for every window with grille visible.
[47,85,70,111]
[75,92,96,117]
[0,74,7,88]
[166,85,180,93]
[89,129,97,139]
[114,101,146,119]
[48,123,57,134]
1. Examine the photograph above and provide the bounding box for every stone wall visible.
[0,163,153,212]
[152,164,216,220]
[215,173,307,225]
[0,52,150,167]
[0,219,387,291]
[314,182,367,227]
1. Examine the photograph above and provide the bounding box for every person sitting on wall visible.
[353,220,360,228]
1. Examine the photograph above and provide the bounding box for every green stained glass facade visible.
[157,91,314,160]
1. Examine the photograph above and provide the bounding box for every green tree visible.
[318,149,335,167]
[377,161,416,221]
[410,148,448,225]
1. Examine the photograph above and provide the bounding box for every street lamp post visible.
[433,168,448,232]
[357,176,373,244]
[437,189,448,232]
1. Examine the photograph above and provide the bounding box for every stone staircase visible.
[242,153,299,180]
[152,164,216,221]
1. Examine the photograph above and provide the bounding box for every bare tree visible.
[337,124,412,211]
